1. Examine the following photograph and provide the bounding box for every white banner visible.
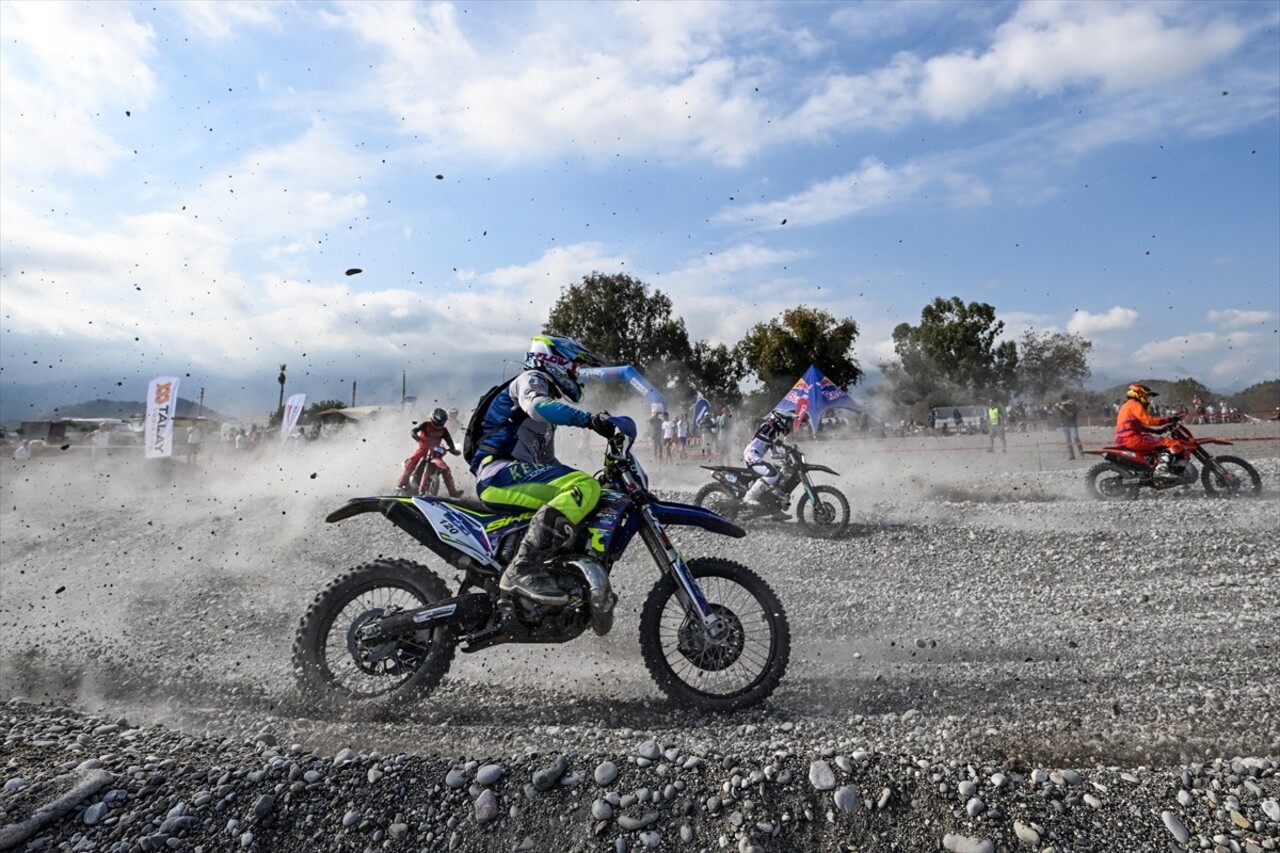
[144,376,181,459]
[281,393,307,444]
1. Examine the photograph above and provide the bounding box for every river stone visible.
[809,760,836,791]
[1262,799,1280,822]
[534,756,569,792]
[445,768,467,789]
[942,833,995,853]
[83,802,109,825]
[1162,810,1190,844]
[1013,821,1040,846]
[618,811,659,831]
[834,786,857,813]
[592,799,613,820]
[595,761,619,786]
[476,764,504,785]
[475,789,499,824]
[638,741,662,761]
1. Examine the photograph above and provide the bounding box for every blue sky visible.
[1,0,1277,419]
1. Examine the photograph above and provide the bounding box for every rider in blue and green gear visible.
[468,335,615,606]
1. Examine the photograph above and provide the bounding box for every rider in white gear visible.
[742,410,796,505]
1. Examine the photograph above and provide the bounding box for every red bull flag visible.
[774,365,860,434]
[281,393,307,444]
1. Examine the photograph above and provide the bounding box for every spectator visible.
[1056,393,1085,460]
[13,440,32,461]
[661,413,675,460]
[186,425,204,464]
[676,415,689,458]
[986,400,1007,454]
[92,425,111,461]
[649,412,664,463]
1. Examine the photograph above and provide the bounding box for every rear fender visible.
[325,497,483,573]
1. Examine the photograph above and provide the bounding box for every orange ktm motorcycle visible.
[1084,418,1261,499]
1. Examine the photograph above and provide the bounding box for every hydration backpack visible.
[463,380,513,467]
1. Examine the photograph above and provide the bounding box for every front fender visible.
[801,464,840,476]
[650,499,746,538]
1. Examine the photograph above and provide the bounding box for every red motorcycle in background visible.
[399,444,459,498]
[1084,418,1262,500]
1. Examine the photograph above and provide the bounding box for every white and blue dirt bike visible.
[695,438,850,538]
[293,417,790,712]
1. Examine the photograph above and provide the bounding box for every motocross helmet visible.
[525,335,605,403]
[1126,383,1156,406]
[769,409,796,433]
[430,407,448,427]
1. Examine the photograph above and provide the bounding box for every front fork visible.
[635,505,729,640]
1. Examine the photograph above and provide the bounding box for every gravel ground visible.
[2,422,1278,852]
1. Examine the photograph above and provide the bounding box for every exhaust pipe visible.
[563,557,617,636]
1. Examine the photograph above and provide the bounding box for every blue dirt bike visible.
[293,417,790,712]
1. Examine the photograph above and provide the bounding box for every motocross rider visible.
[398,408,463,498]
[1114,383,1188,482]
[742,409,797,506]
[468,335,615,606]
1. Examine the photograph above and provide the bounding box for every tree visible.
[544,273,692,382]
[304,399,346,418]
[685,340,747,405]
[735,306,861,400]
[890,297,1017,401]
[1017,330,1092,401]
[1230,379,1279,416]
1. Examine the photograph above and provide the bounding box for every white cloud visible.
[1131,331,1277,386]
[918,3,1245,121]
[174,1,282,40]
[1067,307,1139,335]
[0,2,157,179]
[1206,309,1279,329]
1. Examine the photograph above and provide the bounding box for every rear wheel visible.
[1201,455,1262,497]
[639,557,789,712]
[795,485,850,538]
[1086,462,1139,500]
[694,482,742,521]
[292,559,456,707]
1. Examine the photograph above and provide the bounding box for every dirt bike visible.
[1083,418,1262,500]
[694,437,850,538]
[399,444,455,497]
[294,416,790,712]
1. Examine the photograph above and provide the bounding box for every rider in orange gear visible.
[1113,384,1189,481]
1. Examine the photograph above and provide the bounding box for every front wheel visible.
[694,482,743,521]
[1202,455,1262,497]
[639,557,789,712]
[795,484,850,538]
[1086,462,1139,500]
[292,559,456,707]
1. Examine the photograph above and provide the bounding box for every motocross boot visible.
[1152,452,1179,483]
[499,506,575,607]
[743,478,769,506]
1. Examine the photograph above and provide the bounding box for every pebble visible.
[476,764,504,785]
[1162,810,1191,844]
[618,811,659,831]
[533,756,569,791]
[445,768,468,789]
[1013,821,1040,845]
[638,741,662,761]
[595,761,619,786]
[1262,799,1280,822]
[809,760,836,791]
[474,789,499,824]
[834,786,857,813]
[942,833,995,853]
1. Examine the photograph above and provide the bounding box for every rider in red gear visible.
[398,408,463,497]
[1113,384,1190,481]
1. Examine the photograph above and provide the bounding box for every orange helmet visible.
[1126,383,1156,406]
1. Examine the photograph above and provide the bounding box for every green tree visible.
[684,340,747,405]
[304,399,346,418]
[891,297,1017,401]
[1017,330,1092,401]
[1230,379,1280,416]
[1166,377,1214,408]
[544,273,691,382]
[736,306,861,400]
